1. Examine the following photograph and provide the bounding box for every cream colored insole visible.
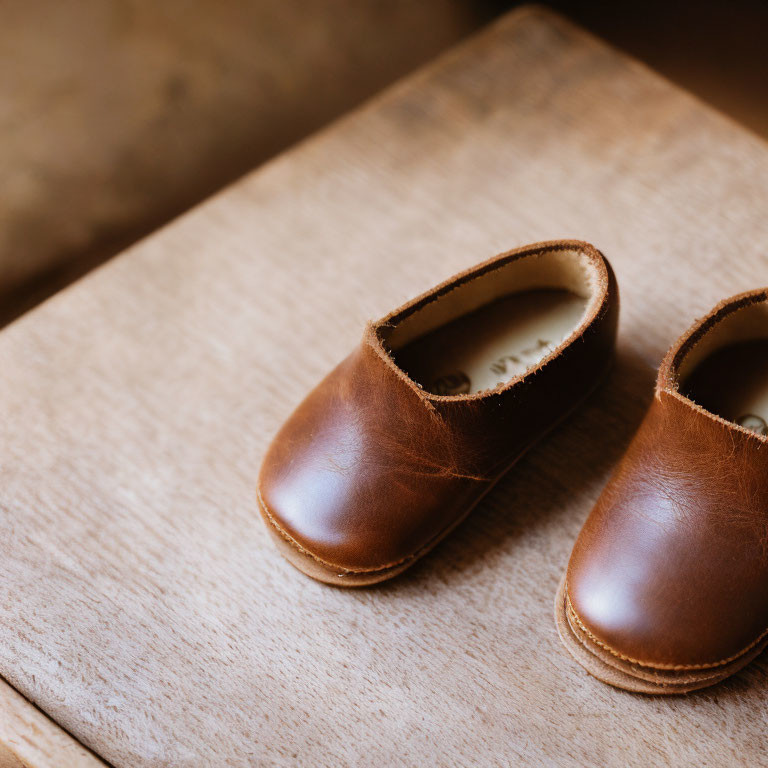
[682,339,768,435]
[393,289,587,395]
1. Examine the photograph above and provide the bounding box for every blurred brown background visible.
[3,0,767,326]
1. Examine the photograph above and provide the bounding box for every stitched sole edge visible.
[257,492,420,586]
[257,456,530,585]
[553,574,767,694]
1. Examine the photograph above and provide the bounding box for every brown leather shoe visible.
[258,240,617,585]
[557,288,768,693]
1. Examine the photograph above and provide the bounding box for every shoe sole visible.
[554,574,768,694]
[258,487,475,586]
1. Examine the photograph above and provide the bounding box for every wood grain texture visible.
[0,680,105,768]
[2,5,768,765]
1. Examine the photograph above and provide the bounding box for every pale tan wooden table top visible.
[2,6,768,766]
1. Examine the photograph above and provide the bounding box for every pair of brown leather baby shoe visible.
[257,240,768,694]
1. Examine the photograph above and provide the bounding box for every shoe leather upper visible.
[258,241,618,572]
[567,290,768,669]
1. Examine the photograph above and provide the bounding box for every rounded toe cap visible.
[566,531,768,671]
[257,440,446,573]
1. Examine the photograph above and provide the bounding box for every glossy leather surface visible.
[258,241,618,574]
[567,289,768,669]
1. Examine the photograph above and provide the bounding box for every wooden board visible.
[0,680,105,768]
[2,6,768,765]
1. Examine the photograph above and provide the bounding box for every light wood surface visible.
[0,680,105,768]
[2,6,768,765]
